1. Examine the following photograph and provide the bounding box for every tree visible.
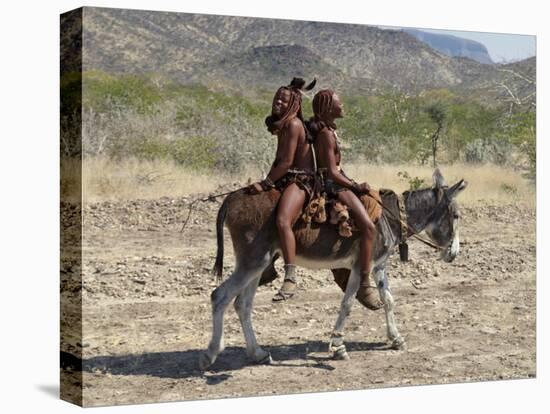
[425,102,447,167]
[490,65,536,115]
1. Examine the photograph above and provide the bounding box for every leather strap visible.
[397,193,409,243]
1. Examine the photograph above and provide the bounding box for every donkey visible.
[199,169,467,370]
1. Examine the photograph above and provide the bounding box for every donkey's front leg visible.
[373,267,406,350]
[329,265,361,360]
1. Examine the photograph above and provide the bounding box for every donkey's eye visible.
[453,213,460,219]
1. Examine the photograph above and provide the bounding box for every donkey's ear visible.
[432,168,446,188]
[448,179,468,198]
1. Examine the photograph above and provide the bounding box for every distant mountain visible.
[403,28,493,64]
[196,44,376,95]
[65,7,534,103]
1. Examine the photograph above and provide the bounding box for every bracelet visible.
[263,176,276,188]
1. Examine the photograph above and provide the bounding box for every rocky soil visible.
[60,193,536,407]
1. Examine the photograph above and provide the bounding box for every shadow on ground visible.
[61,340,392,385]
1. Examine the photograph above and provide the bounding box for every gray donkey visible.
[200,169,467,370]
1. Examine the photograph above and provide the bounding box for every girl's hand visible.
[357,182,371,194]
[247,182,264,195]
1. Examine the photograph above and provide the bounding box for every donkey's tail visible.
[212,196,229,283]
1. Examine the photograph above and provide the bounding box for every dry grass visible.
[346,163,535,208]
[78,157,256,203]
[62,157,535,208]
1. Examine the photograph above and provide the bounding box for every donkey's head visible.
[422,169,467,262]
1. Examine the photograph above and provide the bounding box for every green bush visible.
[171,137,219,170]
[463,139,486,164]
[397,170,427,191]
[520,140,536,180]
[123,136,219,171]
[75,71,535,175]
[82,71,162,114]
[503,112,536,179]
[131,139,171,160]
[463,138,515,166]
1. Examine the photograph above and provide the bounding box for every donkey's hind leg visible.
[200,264,259,370]
[329,265,361,360]
[200,252,272,371]
[373,267,405,350]
[234,278,272,364]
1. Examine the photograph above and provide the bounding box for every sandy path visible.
[60,199,536,407]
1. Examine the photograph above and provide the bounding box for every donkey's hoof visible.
[330,344,350,360]
[332,348,350,360]
[329,335,349,360]
[253,351,273,365]
[198,352,213,371]
[391,337,406,350]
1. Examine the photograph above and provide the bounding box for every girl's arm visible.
[317,129,361,191]
[248,118,302,193]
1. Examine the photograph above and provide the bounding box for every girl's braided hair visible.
[305,88,337,141]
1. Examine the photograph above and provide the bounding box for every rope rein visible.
[367,191,442,251]
[179,187,246,233]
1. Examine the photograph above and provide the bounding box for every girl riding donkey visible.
[248,77,317,301]
[307,89,383,310]
[251,82,382,310]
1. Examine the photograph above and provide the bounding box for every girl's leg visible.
[337,190,383,310]
[273,183,306,301]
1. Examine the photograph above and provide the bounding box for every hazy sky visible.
[381,26,536,63]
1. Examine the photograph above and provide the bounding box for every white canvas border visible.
[0,0,545,413]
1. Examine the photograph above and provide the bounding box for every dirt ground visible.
[60,193,536,407]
